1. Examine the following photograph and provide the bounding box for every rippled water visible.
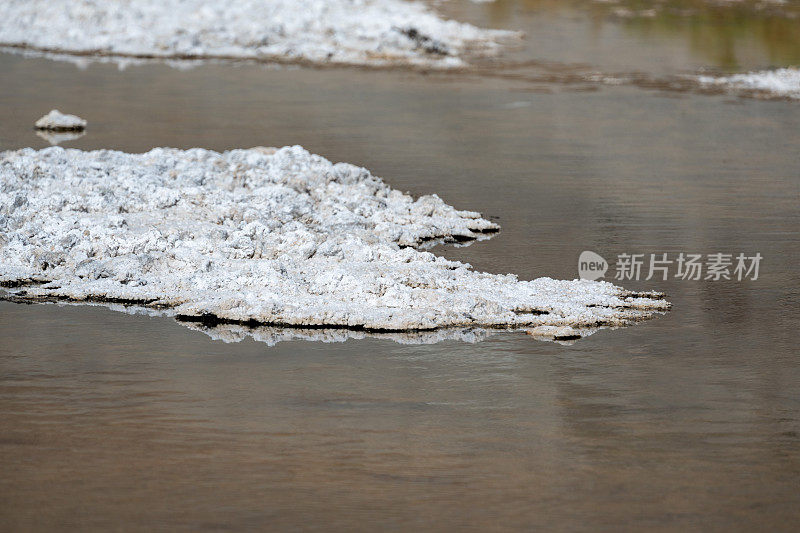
[1,1,799,530]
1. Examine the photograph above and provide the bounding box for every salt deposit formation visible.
[34,109,87,131]
[0,0,512,68]
[697,67,800,100]
[0,145,668,343]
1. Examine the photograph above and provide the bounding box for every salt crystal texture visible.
[698,68,800,99]
[0,145,668,341]
[0,0,513,68]
[34,109,87,131]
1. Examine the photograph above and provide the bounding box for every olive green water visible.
[1,1,799,531]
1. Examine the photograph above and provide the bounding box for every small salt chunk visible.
[34,109,87,131]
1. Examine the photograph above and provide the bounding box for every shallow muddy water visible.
[1,2,799,531]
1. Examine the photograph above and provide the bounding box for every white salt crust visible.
[698,68,800,99]
[0,145,668,338]
[34,109,87,131]
[0,0,512,68]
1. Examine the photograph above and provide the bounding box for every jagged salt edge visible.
[0,0,515,68]
[0,145,668,336]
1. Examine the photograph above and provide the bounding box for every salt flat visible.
[0,0,511,68]
[0,145,667,339]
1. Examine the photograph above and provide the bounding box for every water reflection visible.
[35,129,85,145]
[614,1,800,69]
[465,0,800,69]
[0,295,609,346]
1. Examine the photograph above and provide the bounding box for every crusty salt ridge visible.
[34,109,87,131]
[0,0,513,68]
[697,68,800,100]
[0,145,668,340]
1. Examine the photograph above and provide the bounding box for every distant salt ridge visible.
[0,0,513,68]
[0,145,667,338]
[698,67,800,99]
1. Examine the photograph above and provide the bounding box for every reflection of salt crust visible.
[0,0,512,68]
[36,130,86,145]
[34,109,87,131]
[0,296,603,346]
[0,145,668,335]
[698,68,800,99]
[181,320,602,346]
